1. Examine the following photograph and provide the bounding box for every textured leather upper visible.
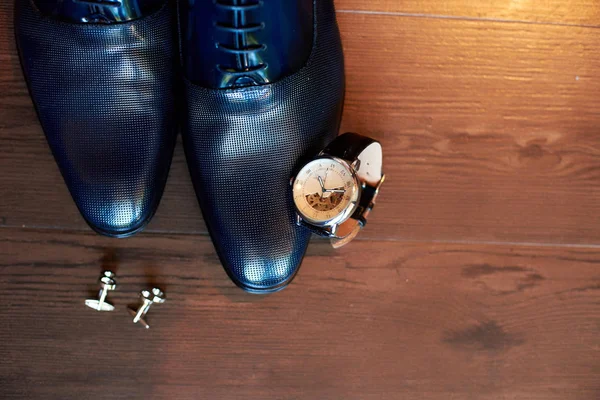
[15,0,178,237]
[33,0,165,23]
[181,0,345,292]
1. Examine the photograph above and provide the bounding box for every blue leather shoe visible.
[179,0,345,292]
[15,0,178,237]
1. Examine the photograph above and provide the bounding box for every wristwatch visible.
[291,132,384,248]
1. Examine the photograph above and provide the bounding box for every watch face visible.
[292,157,359,225]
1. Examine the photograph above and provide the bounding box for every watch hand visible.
[323,185,346,193]
[317,176,325,192]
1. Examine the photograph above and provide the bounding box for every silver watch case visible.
[291,155,362,235]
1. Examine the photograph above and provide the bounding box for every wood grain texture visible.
[338,13,600,245]
[1,3,600,245]
[2,2,599,399]
[335,0,600,27]
[0,228,599,399]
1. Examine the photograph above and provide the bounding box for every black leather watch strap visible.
[321,132,377,162]
[323,132,383,188]
[297,218,331,237]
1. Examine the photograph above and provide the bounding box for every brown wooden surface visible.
[1,229,599,399]
[2,3,600,245]
[1,0,599,399]
[336,0,600,26]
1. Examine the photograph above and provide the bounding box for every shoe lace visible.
[76,0,121,23]
[214,0,267,75]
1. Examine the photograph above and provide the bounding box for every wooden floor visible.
[1,1,599,399]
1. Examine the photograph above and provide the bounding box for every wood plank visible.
[338,14,600,245]
[0,228,598,399]
[335,0,600,27]
[2,4,600,245]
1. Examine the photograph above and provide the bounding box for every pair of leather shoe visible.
[15,0,345,292]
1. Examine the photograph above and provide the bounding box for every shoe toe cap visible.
[211,221,311,293]
[74,188,158,237]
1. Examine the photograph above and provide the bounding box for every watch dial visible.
[293,158,359,224]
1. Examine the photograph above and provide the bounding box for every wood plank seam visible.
[335,9,600,30]
[4,225,600,250]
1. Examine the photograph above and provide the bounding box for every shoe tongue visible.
[232,76,262,87]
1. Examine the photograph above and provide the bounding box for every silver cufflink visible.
[128,288,166,329]
[85,271,117,312]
